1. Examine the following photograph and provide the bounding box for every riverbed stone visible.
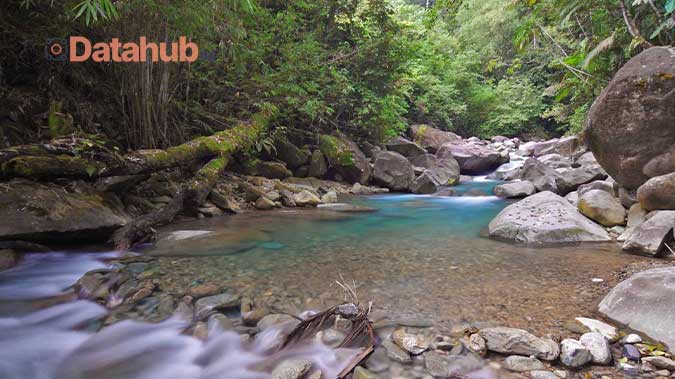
[502,355,545,372]
[637,172,675,211]
[308,150,328,178]
[479,327,560,361]
[386,136,427,158]
[258,314,300,331]
[293,190,321,207]
[373,151,415,192]
[382,338,412,363]
[564,191,579,207]
[578,189,626,227]
[188,283,220,298]
[319,133,371,184]
[437,141,504,175]
[409,154,437,169]
[255,196,276,210]
[320,190,338,204]
[0,179,130,242]
[412,159,460,194]
[409,124,461,153]
[194,292,240,320]
[600,267,675,353]
[392,328,429,355]
[270,359,313,379]
[560,339,592,368]
[520,158,560,193]
[247,160,293,179]
[618,204,649,242]
[0,249,17,271]
[530,371,558,379]
[621,211,675,256]
[488,191,612,245]
[533,136,581,157]
[585,47,675,189]
[642,356,675,370]
[578,180,616,197]
[579,332,611,365]
[556,166,607,195]
[468,333,487,356]
[574,318,619,342]
[423,351,449,378]
[493,181,536,199]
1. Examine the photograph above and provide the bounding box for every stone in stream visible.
[621,210,675,256]
[409,153,438,169]
[560,339,592,368]
[533,136,582,157]
[519,158,560,193]
[382,338,411,363]
[194,292,240,320]
[255,196,276,210]
[637,172,675,211]
[530,371,558,379]
[320,190,338,204]
[577,189,626,227]
[270,359,313,379]
[352,366,377,379]
[468,333,487,356]
[493,181,536,199]
[423,351,450,378]
[257,314,300,331]
[502,355,545,372]
[488,191,611,245]
[538,153,572,169]
[373,151,415,192]
[385,136,427,158]
[579,332,612,365]
[478,327,559,361]
[409,124,461,153]
[555,166,607,195]
[574,317,619,342]
[207,313,234,331]
[319,133,371,184]
[246,160,293,179]
[391,328,430,355]
[577,180,616,197]
[585,46,675,190]
[437,141,505,175]
[317,203,376,213]
[564,191,579,207]
[293,190,321,207]
[411,158,460,194]
[599,267,675,353]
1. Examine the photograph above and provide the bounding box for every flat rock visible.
[502,355,545,372]
[599,267,675,353]
[386,136,427,158]
[392,328,429,355]
[194,293,240,320]
[488,191,611,245]
[574,317,619,342]
[258,314,300,331]
[637,172,675,211]
[317,203,376,213]
[270,359,313,379]
[530,371,559,379]
[409,124,461,153]
[293,190,321,207]
[479,327,559,361]
[642,356,675,370]
[493,181,536,198]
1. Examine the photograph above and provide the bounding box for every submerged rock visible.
[599,267,675,352]
[194,293,240,320]
[479,327,559,361]
[0,179,130,242]
[585,46,675,189]
[488,191,611,245]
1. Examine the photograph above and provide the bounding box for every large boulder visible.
[488,191,611,244]
[411,158,460,194]
[637,172,675,211]
[520,158,560,193]
[319,134,371,184]
[409,154,437,169]
[479,327,559,361]
[245,160,292,179]
[577,189,626,227]
[599,267,675,352]
[373,151,415,192]
[585,47,675,190]
[437,142,505,175]
[409,124,461,153]
[493,181,536,199]
[308,150,328,178]
[622,210,674,256]
[385,136,427,158]
[273,138,310,170]
[555,166,607,195]
[0,179,130,242]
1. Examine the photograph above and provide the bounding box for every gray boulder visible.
[493,181,536,199]
[502,355,545,372]
[555,166,607,195]
[489,191,611,244]
[437,142,505,175]
[274,138,310,170]
[386,136,427,158]
[560,339,592,368]
[618,204,648,242]
[578,189,626,227]
[538,153,572,169]
[409,154,437,169]
[599,267,675,352]
[585,47,675,189]
[412,158,461,194]
[520,158,559,193]
[479,327,559,361]
[637,172,675,211]
[373,151,415,192]
[0,179,129,242]
[622,211,675,256]
[578,180,616,197]
[409,124,461,153]
[246,160,292,179]
[319,134,371,184]
[308,150,328,178]
[533,136,582,157]
[580,332,612,365]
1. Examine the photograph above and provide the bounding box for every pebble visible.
[382,339,411,363]
[622,344,641,362]
[467,333,487,356]
[560,338,592,368]
[530,371,558,379]
[270,359,313,379]
[579,332,612,365]
[502,355,545,372]
[392,328,430,355]
[623,334,642,344]
[188,283,220,298]
[643,356,675,370]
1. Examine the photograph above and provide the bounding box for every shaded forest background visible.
[0,0,673,151]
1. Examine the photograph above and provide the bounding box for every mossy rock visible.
[318,134,371,184]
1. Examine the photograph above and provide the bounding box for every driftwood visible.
[282,303,375,379]
[0,109,274,250]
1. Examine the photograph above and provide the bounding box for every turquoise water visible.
[148,180,643,335]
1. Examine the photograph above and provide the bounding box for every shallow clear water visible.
[147,181,646,335]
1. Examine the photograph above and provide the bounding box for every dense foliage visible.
[0,0,673,149]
